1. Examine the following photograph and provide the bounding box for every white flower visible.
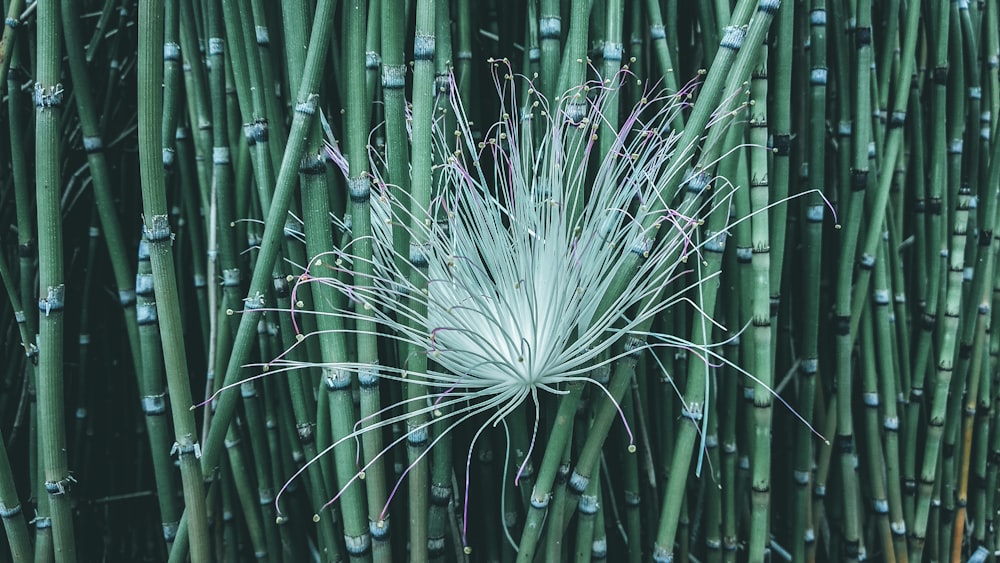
[266,65,738,521]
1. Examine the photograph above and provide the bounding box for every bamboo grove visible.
[0,0,998,562]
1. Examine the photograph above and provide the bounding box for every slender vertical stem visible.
[406,1,436,559]
[138,1,211,560]
[34,1,75,559]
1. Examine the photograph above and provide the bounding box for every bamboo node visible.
[33,83,64,108]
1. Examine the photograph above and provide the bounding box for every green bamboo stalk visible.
[573,465,600,562]
[652,192,730,561]
[426,0,456,556]
[538,0,561,102]
[0,245,32,561]
[954,72,1000,559]
[179,0,213,201]
[703,381,722,563]
[768,0,793,333]
[746,35,772,563]
[34,1,75,559]
[175,127,211,355]
[248,0,288,156]
[792,2,827,560]
[7,33,39,528]
[859,302,897,563]
[300,145,371,563]
[907,4,955,560]
[239,379,283,560]
[197,0,337,481]
[220,0,276,213]
[872,227,908,562]
[0,0,24,89]
[137,0,211,560]
[271,273,344,562]
[554,0,591,101]
[134,241,182,553]
[543,421,577,561]
[598,0,623,161]
[515,382,583,562]
[936,7,971,558]
[406,1,436,560]
[719,311,739,563]
[343,1,391,560]
[902,59,929,528]
[829,1,874,559]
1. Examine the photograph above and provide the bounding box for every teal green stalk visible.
[907,4,953,561]
[521,0,538,79]
[875,0,900,135]
[222,428,270,559]
[986,0,999,128]
[0,235,33,381]
[952,86,1000,558]
[220,0,276,213]
[300,144,371,561]
[768,0,793,328]
[937,7,969,554]
[598,0,623,162]
[746,38,772,563]
[365,0,381,114]
[812,398,837,562]
[858,304,896,562]
[847,0,933,342]
[8,34,43,563]
[239,380,283,560]
[160,0,195,357]
[627,3,643,106]
[0,429,31,561]
[135,240,182,552]
[272,275,344,562]
[591,484,607,563]
[179,0,213,199]
[827,0,852,208]
[703,383,722,563]
[262,378,305,562]
[343,1,390,559]
[176,127,211,355]
[249,0,288,154]
[554,0,591,100]
[830,1,873,560]
[651,197,730,561]
[543,423,576,561]
[406,1,436,560]
[196,0,338,480]
[696,0,718,63]
[538,0,561,102]
[573,466,600,563]
[34,1,75,559]
[872,231,908,561]
[453,0,472,103]
[719,313,739,563]
[0,0,24,89]
[206,0,243,331]
[515,381,583,563]
[427,0,454,553]
[138,0,211,560]
[982,281,1000,557]
[0,249,32,562]
[903,66,929,526]
[792,2,826,560]
[380,0,409,273]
